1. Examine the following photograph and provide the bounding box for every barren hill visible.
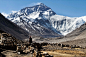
[66,22,86,40]
[0,13,29,41]
[60,23,86,47]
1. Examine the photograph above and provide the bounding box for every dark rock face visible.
[0,13,29,40]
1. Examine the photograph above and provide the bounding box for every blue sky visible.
[0,0,86,17]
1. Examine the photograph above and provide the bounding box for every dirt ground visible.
[1,47,86,57]
[1,50,33,57]
[41,49,86,57]
[40,44,86,57]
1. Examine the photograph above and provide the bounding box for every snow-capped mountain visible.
[50,15,85,35]
[6,3,86,36]
[6,3,61,38]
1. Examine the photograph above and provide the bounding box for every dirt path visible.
[41,49,86,57]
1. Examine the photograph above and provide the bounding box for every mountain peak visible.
[7,3,86,36]
[38,3,45,6]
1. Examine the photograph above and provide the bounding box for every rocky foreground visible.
[1,42,86,57]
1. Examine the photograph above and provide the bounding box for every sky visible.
[0,0,86,17]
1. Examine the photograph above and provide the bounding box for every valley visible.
[0,2,86,57]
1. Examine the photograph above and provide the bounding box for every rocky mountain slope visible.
[60,22,86,47]
[34,22,86,45]
[66,22,86,40]
[0,13,29,41]
[6,3,86,36]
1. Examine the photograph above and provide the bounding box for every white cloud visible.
[29,2,41,6]
[1,12,8,17]
[1,10,17,17]
[33,2,41,5]
[11,10,17,13]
